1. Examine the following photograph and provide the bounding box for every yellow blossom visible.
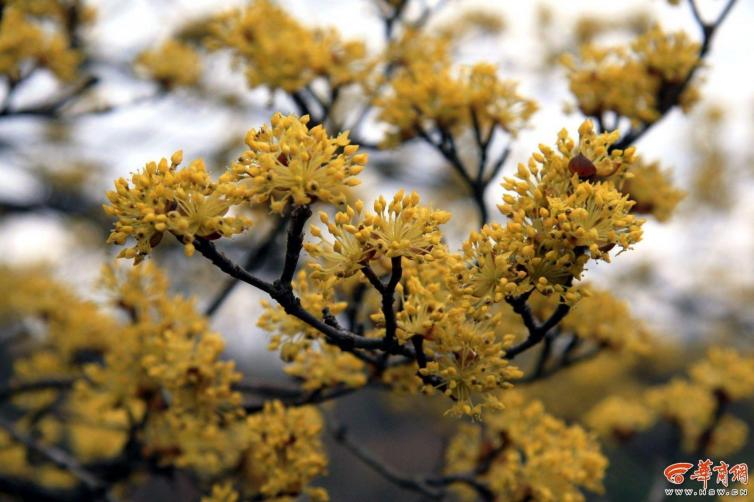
[104,152,251,261]
[530,285,652,355]
[562,25,701,126]
[465,121,642,303]
[0,6,81,82]
[708,415,748,458]
[645,379,716,451]
[585,396,656,439]
[304,191,449,280]
[209,0,368,92]
[136,39,202,88]
[623,158,685,221]
[445,391,608,501]
[243,401,328,500]
[689,348,754,400]
[377,61,537,147]
[225,113,365,212]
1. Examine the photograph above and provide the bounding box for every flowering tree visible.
[1,1,752,501]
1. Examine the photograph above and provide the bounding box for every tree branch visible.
[0,379,75,402]
[504,296,571,360]
[277,205,312,287]
[0,416,109,498]
[204,217,286,316]
[330,421,443,500]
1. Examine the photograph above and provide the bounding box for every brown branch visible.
[194,220,410,357]
[518,343,603,384]
[0,379,75,402]
[694,389,729,457]
[193,238,274,295]
[0,416,110,498]
[204,216,285,316]
[382,256,402,350]
[330,421,443,500]
[277,205,312,287]
[505,298,571,360]
[244,384,363,413]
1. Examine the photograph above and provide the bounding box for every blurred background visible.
[1,0,754,500]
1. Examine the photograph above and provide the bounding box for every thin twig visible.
[330,421,443,500]
[204,217,285,316]
[244,384,363,413]
[0,379,75,402]
[0,416,109,497]
[194,219,412,357]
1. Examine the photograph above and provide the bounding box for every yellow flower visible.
[586,396,656,439]
[304,203,372,279]
[258,270,363,390]
[377,61,537,147]
[136,39,202,88]
[202,482,239,502]
[225,113,365,212]
[623,158,685,222]
[209,0,368,92]
[708,415,748,458]
[562,25,701,126]
[689,348,754,400]
[419,312,522,418]
[305,191,449,280]
[646,379,716,451]
[243,402,328,500]
[531,285,652,354]
[0,6,80,82]
[464,121,642,303]
[365,190,451,259]
[104,152,251,261]
[445,391,607,501]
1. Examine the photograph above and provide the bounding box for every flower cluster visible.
[0,261,331,500]
[136,39,202,88]
[304,204,528,417]
[622,158,685,222]
[436,7,507,42]
[646,378,716,450]
[688,348,754,400]
[0,267,122,488]
[464,121,643,302]
[530,284,652,355]
[105,114,367,262]
[80,264,244,472]
[586,348,754,452]
[382,29,452,73]
[445,391,607,501]
[377,61,537,147]
[585,396,656,440]
[418,310,522,417]
[209,0,368,92]
[104,152,251,261]
[0,6,81,82]
[224,113,365,212]
[259,271,367,390]
[243,401,328,501]
[304,191,450,280]
[562,25,701,126]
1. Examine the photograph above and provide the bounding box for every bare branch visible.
[0,379,75,402]
[0,416,109,497]
[330,421,443,500]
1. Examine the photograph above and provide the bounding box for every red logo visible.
[665,460,749,488]
[664,463,694,485]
